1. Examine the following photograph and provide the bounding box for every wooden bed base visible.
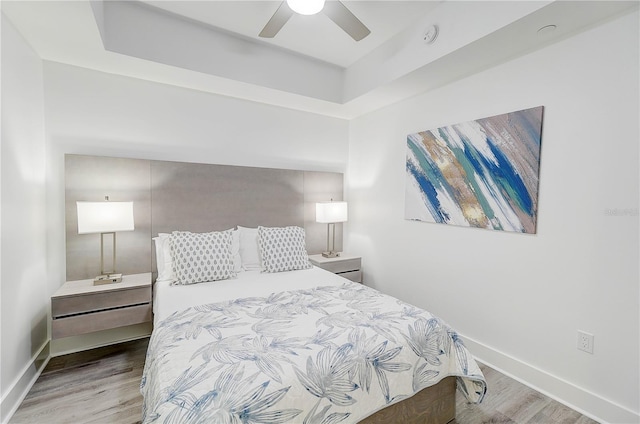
[359,377,456,424]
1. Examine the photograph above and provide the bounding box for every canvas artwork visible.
[405,106,543,233]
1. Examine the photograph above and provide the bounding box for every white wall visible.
[42,61,350,290]
[346,11,639,424]
[0,14,49,423]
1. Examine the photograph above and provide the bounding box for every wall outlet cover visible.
[577,330,594,354]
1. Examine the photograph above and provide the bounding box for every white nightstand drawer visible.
[317,257,360,274]
[52,287,150,318]
[309,254,363,284]
[51,273,152,340]
[340,270,362,283]
[52,303,152,339]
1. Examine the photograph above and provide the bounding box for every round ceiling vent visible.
[537,24,557,36]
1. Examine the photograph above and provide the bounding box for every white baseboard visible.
[462,334,639,424]
[0,340,50,424]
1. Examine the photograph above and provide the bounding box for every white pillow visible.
[238,226,262,271]
[170,230,236,285]
[153,233,175,281]
[230,228,242,273]
[258,226,312,273]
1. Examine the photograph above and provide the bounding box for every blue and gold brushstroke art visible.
[405,106,543,233]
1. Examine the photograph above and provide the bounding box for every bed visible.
[140,227,486,424]
[64,156,486,422]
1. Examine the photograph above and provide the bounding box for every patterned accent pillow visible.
[258,226,312,273]
[170,231,236,285]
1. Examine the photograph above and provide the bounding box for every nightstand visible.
[309,254,362,283]
[51,273,152,339]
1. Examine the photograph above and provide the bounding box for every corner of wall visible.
[0,341,50,424]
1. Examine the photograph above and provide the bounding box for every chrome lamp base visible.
[322,222,343,259]
[93,231,123,285]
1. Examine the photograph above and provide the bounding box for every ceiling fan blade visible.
[259,2,294,38]
[323,1,370,41]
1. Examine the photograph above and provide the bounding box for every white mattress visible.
[153,265,348,323]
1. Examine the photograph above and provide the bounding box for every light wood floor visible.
[10,338,598,424]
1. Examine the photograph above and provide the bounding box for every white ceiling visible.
[143,1,440,68]
[2,1,638,119]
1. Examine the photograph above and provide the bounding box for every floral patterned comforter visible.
[141,282,486,423]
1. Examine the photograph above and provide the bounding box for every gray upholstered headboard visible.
[65,154,344,281]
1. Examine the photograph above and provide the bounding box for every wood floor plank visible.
[496,389,551,423]
[10,340,148,424]
[455,363,599,424]
[11,338,600,424]
[528,398,585,424]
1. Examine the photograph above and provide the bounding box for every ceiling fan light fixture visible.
[287,0,325,15]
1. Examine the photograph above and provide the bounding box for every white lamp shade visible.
[287,0,325,15]
[77,201,135,234]
[316,201,348,223]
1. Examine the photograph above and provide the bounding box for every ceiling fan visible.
[259,0,371,41]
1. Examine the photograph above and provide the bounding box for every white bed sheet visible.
[153,265,348,323]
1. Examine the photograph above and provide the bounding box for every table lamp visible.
[77,198,134,285]
[316,200,347,258]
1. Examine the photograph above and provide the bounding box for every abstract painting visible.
[405,106,543,233]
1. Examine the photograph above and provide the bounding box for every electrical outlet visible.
[577,331,594,354]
